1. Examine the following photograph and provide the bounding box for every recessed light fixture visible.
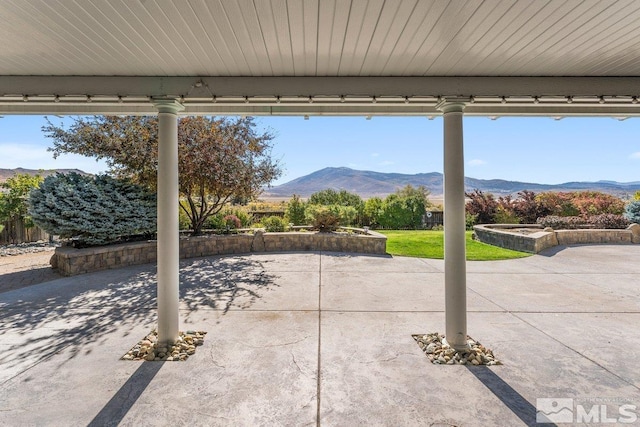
[303,115,309,120]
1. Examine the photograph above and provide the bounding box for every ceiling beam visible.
[3,76,640,98]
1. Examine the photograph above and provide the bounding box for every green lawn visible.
[380,230,531,261]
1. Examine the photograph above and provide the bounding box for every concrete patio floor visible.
[1,245,639,426]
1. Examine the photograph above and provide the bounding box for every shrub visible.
[494,205,520,224]
[305,205,341,231]
[29,173,156,247]
[465,189,498,224]
[465,213,478,230]
[203,212,225,230]
[535,192,579,217]
[309,189,363,208]
[363,197,383,228]
[261,215,288,232]
[223,214,241,229]
[536,215,585,230]
[625,200,640,223]
[571,191,625,216]
[587,214,630,229]
[513,190,550,224]
[285,194,306,225]
[223,208,252,227]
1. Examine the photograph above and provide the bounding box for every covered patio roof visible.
[2,0,640,116]
[3,0,639,351]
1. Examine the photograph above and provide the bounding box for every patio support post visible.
[438,99,469,351]
[153,98,184,345]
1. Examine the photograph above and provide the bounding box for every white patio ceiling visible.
[2,0,640,116]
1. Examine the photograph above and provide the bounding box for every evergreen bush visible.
[262,215,288,232]
[29,173,156,247]
[624,200,640,224]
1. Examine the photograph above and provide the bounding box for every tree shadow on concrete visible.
[180,256,279,315]
[0,255,278,384]
[466,366,557,427]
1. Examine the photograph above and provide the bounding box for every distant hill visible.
[0,167,90,182]
[265,167,640,198]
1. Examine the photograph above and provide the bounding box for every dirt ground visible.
[0,251,61,293]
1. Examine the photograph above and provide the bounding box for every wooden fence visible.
[422,210,444,229]
[0,219,50,245]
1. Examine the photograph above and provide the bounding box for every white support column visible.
[438,100,469,351]
[153,98,184,346]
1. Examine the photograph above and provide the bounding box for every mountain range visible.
[265,167,640,198]
[3,166,639,199]
[0,167,90,182]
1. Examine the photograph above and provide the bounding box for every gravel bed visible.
[413,332,501,366]
[122,330,207,362]
[0,240,59,257]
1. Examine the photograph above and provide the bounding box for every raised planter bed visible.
[474,223,640,254]
[51,228,387,276]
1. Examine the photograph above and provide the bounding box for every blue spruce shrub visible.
[624,200,640,224]
[29,172,156,246]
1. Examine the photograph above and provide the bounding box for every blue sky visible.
[1,115,639,186]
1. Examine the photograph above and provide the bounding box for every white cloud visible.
[630,152,640,159]
[0,142,108,174]
[378,160,395,166]
[468,159,487,166]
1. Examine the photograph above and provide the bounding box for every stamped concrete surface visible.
[1,245,639,426]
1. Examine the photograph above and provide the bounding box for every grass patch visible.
[380,230,531,261]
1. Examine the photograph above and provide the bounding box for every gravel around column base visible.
[122,330,207,361]
[413,332,502,366]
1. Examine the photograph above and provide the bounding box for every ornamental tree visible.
[29,173,157,246]
[43,116,281,235]
[465,189,498,224]
[0,173,43,243]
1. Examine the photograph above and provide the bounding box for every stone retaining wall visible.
[51,229,387,276]
[474,223,640,254]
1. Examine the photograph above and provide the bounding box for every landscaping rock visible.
[122,330,207,362]
[412,332,502,366]
[0,240,59,257]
